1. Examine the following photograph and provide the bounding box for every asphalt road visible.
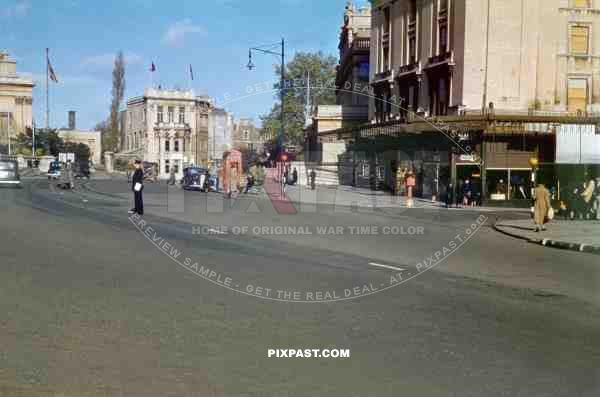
[0,179,599,397]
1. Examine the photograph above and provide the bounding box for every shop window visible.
[568,78,588,113]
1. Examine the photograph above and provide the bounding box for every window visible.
[174,139,180,152]
[243,130,250,140]
[568,78,588,112]
[165,139,170,152]
[179,107,185,123]
[382,47,390,72]
[439,23,448,54]
[168,106,174,122]
[174,160,179,174]
[165,160,170,174]
[570,25,589,55]
[157,106,164,123]
[439,0,448,11]
[574,0,590,8]
[409,35,416,64]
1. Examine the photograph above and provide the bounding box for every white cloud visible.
[81,52,143,69]
[161,19,207,48]
[1,0,31,18]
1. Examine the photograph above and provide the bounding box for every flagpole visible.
[46,48,49,129]
[32,119,36,157]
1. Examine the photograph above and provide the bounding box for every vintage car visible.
[47,161,61,180]
[181,166,210,191]
[0,159,20,186]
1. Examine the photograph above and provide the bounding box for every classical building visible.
[122,88,212,179]
[369,0,600,120]
[57,111,102,165]
[233,118,265,154]
[208,108,234,167]
[0,51,34,150]
[329,0,600,203]
[304,2,371,185]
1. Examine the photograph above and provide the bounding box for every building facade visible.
[0,51,34,151]
[208,108,234,167]
[57,111,102,165]
[233,118,265,154]
[329,0,600,203]
[122,88,212,179]
[369,0,600,121]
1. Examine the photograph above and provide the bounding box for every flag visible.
[150,61,156,72]
[47,55,58,83]
[189,64,193,81]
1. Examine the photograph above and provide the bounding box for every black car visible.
[181,166,209,191]
[0,160,20,187]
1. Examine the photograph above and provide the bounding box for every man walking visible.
[310,169,316,191]
[168,165,176,185]
[129,160,144,216]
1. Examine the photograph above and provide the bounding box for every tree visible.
[260,51,337,145]
[104,51,125,153]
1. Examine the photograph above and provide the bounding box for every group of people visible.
[561,176,600,220]
[445,179,480,208]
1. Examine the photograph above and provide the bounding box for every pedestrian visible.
[310,169,316,190]
[445,182,454,208]
[129,160,144,216]
[66,160,74,189]
[168,165,176,185]
[463,179,472,207]
[456,179,464,208]
[292,167,298,186]
[533,183,551,232]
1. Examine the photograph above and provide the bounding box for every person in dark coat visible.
[445,183,454,208]
[129,160,144,216]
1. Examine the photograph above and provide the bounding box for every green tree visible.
[260,51,337,145]
[104,51,125,153]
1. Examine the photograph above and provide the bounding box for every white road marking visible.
[368,262,406,272]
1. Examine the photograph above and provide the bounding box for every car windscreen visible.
[188,168,206,175]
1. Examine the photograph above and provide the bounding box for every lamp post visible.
[529,157,539,198]
[247,38,285,159]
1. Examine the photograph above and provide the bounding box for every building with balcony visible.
[369,0,600,121]
[122,88,212,179]
[336,0,600,203]
[0,51,34,152]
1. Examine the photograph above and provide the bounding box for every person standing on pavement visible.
[445,182,454,208]
[310,169,316,190]
[129,160,144,216]
[168,165,176,185]
[292,167,298,186]
[533,183,551,232]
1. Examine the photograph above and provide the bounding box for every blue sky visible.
[1,0,355,130]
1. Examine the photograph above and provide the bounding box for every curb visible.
[493,219,600,255]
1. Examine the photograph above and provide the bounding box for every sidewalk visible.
[269,185,530,212]
[494,218,600,255]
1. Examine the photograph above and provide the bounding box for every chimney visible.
[68,111,76,130]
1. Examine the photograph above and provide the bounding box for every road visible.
[0,179,599,396]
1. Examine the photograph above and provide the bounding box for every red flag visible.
[150,61,156,72]
[47,56,58,83]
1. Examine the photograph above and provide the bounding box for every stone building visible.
[0,51,34,150]
[336,0,600,202]
[57,111,102,165]
[233,118,265,153]
[122,88,212,179]
[369,0,600,120]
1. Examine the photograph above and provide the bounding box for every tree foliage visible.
[260,51,337,145]
[104,51,125,153]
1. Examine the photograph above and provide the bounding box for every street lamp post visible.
[247,38,285,158]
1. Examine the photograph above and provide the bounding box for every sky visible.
[0,0,356,130]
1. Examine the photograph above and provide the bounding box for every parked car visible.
[0,159,20,186]
[181,166,209,191]
[47,161,61,180]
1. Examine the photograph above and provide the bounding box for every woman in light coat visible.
[533,183,551,232]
